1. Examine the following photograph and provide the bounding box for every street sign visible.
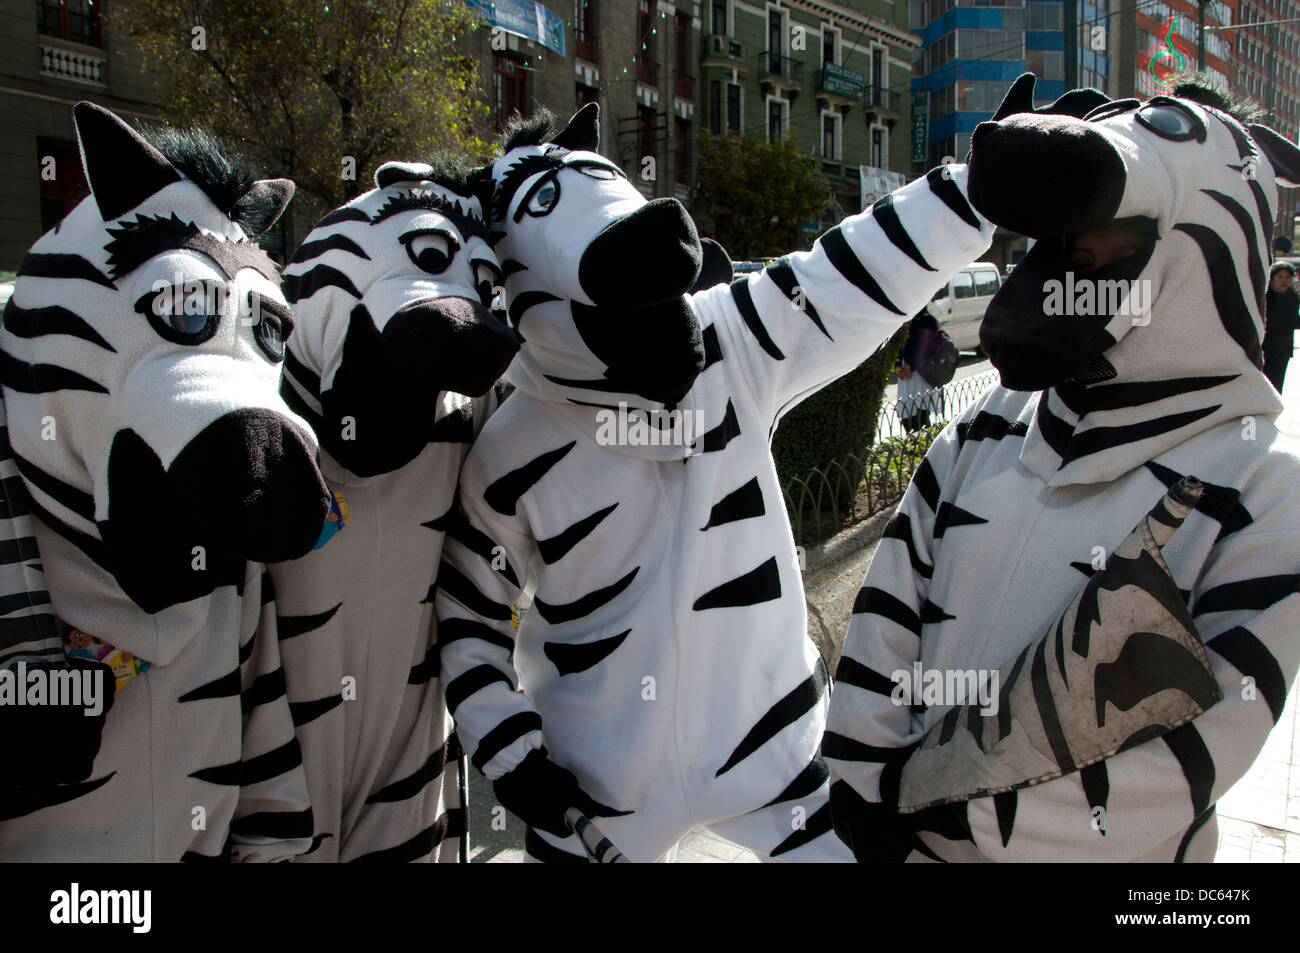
[821,62,864,98]
[911,91,928,163]
[466,0,566,56]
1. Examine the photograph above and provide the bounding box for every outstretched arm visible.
[695,166,994,428]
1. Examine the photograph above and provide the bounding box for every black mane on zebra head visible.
[1,102,329,613]
[967,72,1300,395]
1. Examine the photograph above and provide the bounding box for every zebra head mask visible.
[482,103,732,409]
[969,73,1300,394]
[281,165,518,476]
[0,103,330,613]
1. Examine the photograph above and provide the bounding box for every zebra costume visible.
[826,76,1300,862]
[0,103,328,861]
[435,104,994,862]
[272,163,517,861]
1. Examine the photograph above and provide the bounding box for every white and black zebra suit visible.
[0,103,327,860]
[272,163,516,861]
[436,105,995,862]
[826,79,1300,862]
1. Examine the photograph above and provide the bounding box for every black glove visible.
[492,748,629,838]
[3,658,115,787]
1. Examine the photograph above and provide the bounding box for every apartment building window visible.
[767,8,786,73]
[36,0,102,47]
[675,118,692,184]
[637,105,657,162]
[823,24,839,66]
[767,97,787,141]
[638,0,658,84]
[712,0,728,35]
[872,46,884,93]
[38,137,88,232]
[822,112,842,159]
[576,82,599,110]
[492,53,527,131]
[727,83,742,132]
[675,12,693,99]
[575,0,598,61]
[871,126,886,169]
[710,80,722,133]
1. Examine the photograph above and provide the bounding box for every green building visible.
[698,0,918,220]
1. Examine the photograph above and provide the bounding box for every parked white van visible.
[924,261,1003,352]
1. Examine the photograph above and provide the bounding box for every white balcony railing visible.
[40,44,107,86]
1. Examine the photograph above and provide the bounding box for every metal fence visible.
[782,370,999,542]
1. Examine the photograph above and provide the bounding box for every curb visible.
[801,507,894,574]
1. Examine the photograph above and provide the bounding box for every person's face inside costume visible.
[1270,268,1293,293]
[1067,224,1146,271]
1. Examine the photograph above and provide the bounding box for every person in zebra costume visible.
[271,161,517,861]
[827,75,1300,862]
[0,102,328,861]
[434,104,995,862]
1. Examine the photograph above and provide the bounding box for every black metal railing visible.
[865,86,898,111]
[759,50,802,84]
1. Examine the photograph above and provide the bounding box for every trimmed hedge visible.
[771,323,908,508]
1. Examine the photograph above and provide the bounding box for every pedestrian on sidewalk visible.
[897,310,941,433]
[1264,260,1298,393]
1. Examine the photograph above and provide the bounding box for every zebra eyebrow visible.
[491,152,565,223]
[104,213,280,284]
[369,189,490,242]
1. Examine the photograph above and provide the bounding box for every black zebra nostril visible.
[578,199,702,306]
[380,295,520,397]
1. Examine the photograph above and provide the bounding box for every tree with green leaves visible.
[115,0,489,224]
[689,130,831,261]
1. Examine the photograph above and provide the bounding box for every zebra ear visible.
[235,179,295,237]
[992,73,1037,121]
[73,101,181,221]
[691,238,733,292]
[550,102,600,153]
[1250,124,1300,188]
[375,161,435,189]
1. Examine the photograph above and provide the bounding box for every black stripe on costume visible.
[770,802,834,857]
[954,412,1028,448]
[177,667,241,703]
[351,813,458,863]
[433,564,514,621]
[282,348,323,400]
[1145,462,1252,543]
[524,828,588,863]
[190,738,302,786]
[408,644,439,684]
[290,232,371,264]
[472,712,543,771]
[1194,574,1300,617]
[25,493,108,571]
[282,264,363,304]
[366,743,449,803]
[538,503,617,564]
[761,755,830,809]
[925,167,983,229]
[421,504,456,533]
[729,278,785,360]
[437,616,515,652]
[229,808,314,840]
[241,667,287,714]
[276,603,341,640]
[484,441,576,516]
[1174,806,1217,863]
[701,323,723,370]
[1163,722,1215,817]
[834,656,898,697]
[0,350,108,395]
[821,731,898,763]
[508,290,563,328]
[16,252,115,288]
[542,374,629,393]
[701,477,765,530]
[0,772,115,822]
[0,535,40,564]
[852,586,921,635]
[536,567,639,623]
[1201,189,1266,307]
[1055,375,1238,418]
[429,404,475,444]
[315,206,371,228]
[819,226,903,315]
[692,556,781,610]
[9,450,95,522]
[698,400,741,453]
[880,512,934,579]
[765,259,831,339]
[716,660,828,777]
[932,501,988,538]
[3,301,115,351]
[1172,222,1263,366]
[1036,392,1074,458]
[544,630,630,676]
[920,599,956,625]
[911,458,941,512]
[1058,405,1222,467]
[993,790,1018,847]
[1031,639,1075,773]
[873,193,937,271]
[443,509,521,586]
[290,693,344,727]
[445,664,516,713]
[1207,626,1287,722]
[1080,762,1110,835]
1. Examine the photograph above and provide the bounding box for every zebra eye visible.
[472,259,503,309]
[525,179,560,216]
[134,280,222,345]
[577,165,616,180]
[248,292,293,363]
[401,229,460,275]
[1137,104,1198,141]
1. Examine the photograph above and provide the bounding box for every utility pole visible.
[1197,0,1206,71]
[1267,21,1277,125]
[1064,0,1077,89]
